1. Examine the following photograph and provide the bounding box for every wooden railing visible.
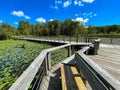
[10,37,120,90]
[15,36,96,43]
[75,47,120,90]
[15,36,120,44]
[9,43,72,90]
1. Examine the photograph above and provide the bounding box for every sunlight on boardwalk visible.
[88,44,120,80]
[100,43,120,48]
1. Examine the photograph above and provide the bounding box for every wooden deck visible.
[39,44,120,90]
[88,44,120,80]
[39,55,75,90]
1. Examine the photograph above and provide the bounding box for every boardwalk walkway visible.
[88,44,120,80]
[39,55,75,90]
[39,44,120,90]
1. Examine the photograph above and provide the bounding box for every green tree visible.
[48,20,61,36]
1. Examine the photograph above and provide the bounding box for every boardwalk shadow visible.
[48,68,62,90]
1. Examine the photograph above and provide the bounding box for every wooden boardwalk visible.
[88,44,120,80]
[39,55,75,90]
[39,44,120,90]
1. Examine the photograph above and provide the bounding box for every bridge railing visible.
[75,46,120,90]
[15,36,120,44]
[11,37,120,90]
[15,36,97,43]
[9,43,72,90]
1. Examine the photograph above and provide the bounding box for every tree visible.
[88,25,97,35]
[48,20,61,36]
[18,21,30,35]
[34,24,43,36]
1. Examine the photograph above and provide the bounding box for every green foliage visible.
[51,48,67,65]
[0,40,52,90]
[0,22,17,39]
[1,20,120,39]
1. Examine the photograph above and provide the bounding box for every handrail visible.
[9,43,72,90]
[15,36,120,44]
[10,37,120,90]
[75,47,120,90]
[9,51,47,90]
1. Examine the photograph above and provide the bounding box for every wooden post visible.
[76,36,78,43]
[69,37,71,43]
[63,37,65,43]
[110,37,113,44]
[93,39,100,55]
[47,52,51,70]
[85,37,87,43]
[68,45,71,57]
[45,56,48,76]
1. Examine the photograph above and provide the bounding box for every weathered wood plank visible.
[61,64,67,90]
[61,64,87,90]
[75,51,120,90]
[70,66,87,90]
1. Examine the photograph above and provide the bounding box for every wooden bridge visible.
[9,37,120,90]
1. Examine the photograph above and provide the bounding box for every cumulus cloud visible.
[11,11,24,17]
[11,10,30,19]
[63,0,72,8]
[74,17,89,24]
[74,0,84,6]
[82,0,94,3]
[14,22,18,25]
[36,17,46,23]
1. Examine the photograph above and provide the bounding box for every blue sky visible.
[0,0,120,27]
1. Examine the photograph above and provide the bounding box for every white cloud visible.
[82,12,97,18]
[50,0,62,10]
[11,11,24,17]
[55,0,62,4]
[50,5,58,10]
[0,20,3,24]
[58,0,62,4]
[94,14,97,16]
[83,12,93,18]
[82,0,94,3]
[14,22,18,25]
[49,19,54,21]
[74,17,89,24]
[24,15,31,19]
[83,12,86,15]
[11,10,30,19]
[75,14,79,17]
[63,0,72,8]
[74,0,84,6]
[36,17,46,23]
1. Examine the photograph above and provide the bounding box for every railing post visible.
[68,45,71,57]
[45,56,48,76]
[110,37,113,44]
[69,37,71,43]
[63,37,65,43]
[85,37,87,43]
[76,36,78,43]
[93,39,100,55]
[47,52,51,70]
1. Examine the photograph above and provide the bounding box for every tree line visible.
[0,19,120,40]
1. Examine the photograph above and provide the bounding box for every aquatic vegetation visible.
[0,40,51,90]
